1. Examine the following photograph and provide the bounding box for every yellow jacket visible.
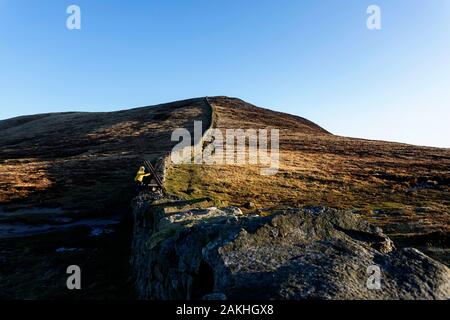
[135,167,150,182]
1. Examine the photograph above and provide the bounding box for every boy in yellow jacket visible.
[135,166,150,188]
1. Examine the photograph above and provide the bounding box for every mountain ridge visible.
[4,96,448,149]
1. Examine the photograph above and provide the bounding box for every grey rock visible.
[131,201,450,300]
[222,206,243,216]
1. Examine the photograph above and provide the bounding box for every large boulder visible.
[131,199,450,300]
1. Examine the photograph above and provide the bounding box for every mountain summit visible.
[0,96,449,264]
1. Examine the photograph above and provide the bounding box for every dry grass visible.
[1,95,449,248]
[0,98,211,214]
[166,97,450,239]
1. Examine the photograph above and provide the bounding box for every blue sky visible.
[0,0,449,147]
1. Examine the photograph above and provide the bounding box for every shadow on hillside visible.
[0,97,212,216]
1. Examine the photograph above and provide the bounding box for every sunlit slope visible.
[166,97,450,238]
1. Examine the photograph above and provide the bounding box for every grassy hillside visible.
[166,97,450,263]
[1,96,449,299]
[0,98,211,214]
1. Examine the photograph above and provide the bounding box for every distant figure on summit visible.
[135,166,150,190]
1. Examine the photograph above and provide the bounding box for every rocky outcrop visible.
[130,197,450,300]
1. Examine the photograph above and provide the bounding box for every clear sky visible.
[0,0,449,147]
